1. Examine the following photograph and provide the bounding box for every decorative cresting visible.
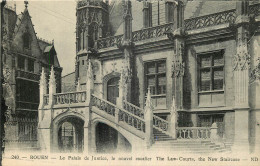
[96,34,124,49]
[77,0,108,10]
[184,9,237,31]
[91,94,146,133]
[132,23,173,42]
[176,127,211,139]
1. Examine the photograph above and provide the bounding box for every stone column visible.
[166,1,185,110]
[169,96,177,139]
[38,66,56,152]
[122,0,135,103]
[144,88,153,148]
[210,123,219,142]
[84,61,94,154]
[232,1,250,154]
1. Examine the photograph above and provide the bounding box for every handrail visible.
[53,90,87,96]
[123,100,144,119]
[92,94,145,122]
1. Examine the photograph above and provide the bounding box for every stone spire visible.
[145,88,152,111]
[24,1,28,8]
[40,67,47,93]
[49,66,56,95]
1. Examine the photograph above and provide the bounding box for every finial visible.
[52,39,54,45]
[14,2,16,12]
[145,88,152,109]
[24,1,28,8]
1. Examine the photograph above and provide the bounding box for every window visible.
[151,1,166,26]
[198,50,225,107]
[18,56,25,70]
[23,32,30,49]
[145,60,166,109]
[28,59,34,72]
[82,60,84,65]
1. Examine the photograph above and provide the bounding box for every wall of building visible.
[186,39,236,110]
[136,48,174,111]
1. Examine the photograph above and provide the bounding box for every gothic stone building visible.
[44,0,260,154]
[2,3,62,151]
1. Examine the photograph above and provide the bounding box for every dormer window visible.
[23,32,30,49]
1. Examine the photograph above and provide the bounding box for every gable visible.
[11,9,42,58]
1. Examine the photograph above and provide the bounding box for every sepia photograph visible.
[0,0,260,165]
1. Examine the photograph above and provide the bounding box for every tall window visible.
[198,50,225,107]
[28,59,34,72]
[145,60,166,109]
[152,1,166,26]
[23,32,30,49]
[18,56,25,70]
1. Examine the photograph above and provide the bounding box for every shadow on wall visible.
[95,122,132,154]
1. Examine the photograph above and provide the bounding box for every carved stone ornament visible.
[250,57,260,83]
[172,59,185,77]
[233,44,251,71]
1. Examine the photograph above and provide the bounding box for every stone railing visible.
[43,94,49,106]
[16,70,40,82]
[132,22,173,42]
[153,115,169,132]
[184,9,236,31]
[96,34,123,49]
[118,109,145,133]
[249,3,260,17]
[91,95,116,116]
[176,127,211,139]
[53,91,86,105]
[123,101,144,118]
[92,95,146,133]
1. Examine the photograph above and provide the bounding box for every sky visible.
[8,0,77,76]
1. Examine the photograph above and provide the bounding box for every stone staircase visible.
[151,129,232,154]
[149,139,232,154]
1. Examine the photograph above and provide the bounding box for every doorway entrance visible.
[57,117,84,153]
[107,77,120,104]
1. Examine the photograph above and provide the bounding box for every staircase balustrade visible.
[176,127,211,139]
[53,91,87,105]
[153,115,169,132]
[92,95,146,133]
[123,101,144,118]
[92,95,116,116]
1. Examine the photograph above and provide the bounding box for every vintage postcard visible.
[1,0,260,166]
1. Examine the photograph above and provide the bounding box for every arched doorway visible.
[107,77,120,104]
[57,117,84,153]
[95,122,132,153]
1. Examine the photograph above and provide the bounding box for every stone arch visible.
[91,117,133,148]
[52,111,85,152]
[102,71,120,100]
